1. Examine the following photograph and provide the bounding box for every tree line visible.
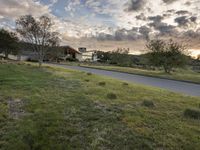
[97,40,191,74]
[0,15,197,73]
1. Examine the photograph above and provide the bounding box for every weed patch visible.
[107,93,117,99]
[85,79,90,82]
[142,100,155,108]
[98,81,106,86]
[122,82,129,86]
[8,98,27,119]
[184,108,200,119]
[87,72,92,76]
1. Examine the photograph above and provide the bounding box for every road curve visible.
[51,64,200,97]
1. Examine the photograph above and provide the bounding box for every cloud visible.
[135,13,147,20]
[174,16,197,27]
[176,10,190,15]
[148,15,164,22]
[0,0,199,51]
[124,0,146,12]
[162,0,178,4]
[148,15,176,35]
[0,0,50,19]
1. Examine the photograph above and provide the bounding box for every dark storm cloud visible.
[139,26,151,40]
[148,15,176,35]
[174,16,197,26]
[149,22,176,35]
[95,26,151,41]
[124,0,146,12]
[190,16,197,22]
[148,15,164,22]
[183,29,200,38]
[184,1,192,6]
[167,9,175,13]
[162,0,178,4]
[175,16,189,26]
[135,13,147,20]
[176,10,190,15]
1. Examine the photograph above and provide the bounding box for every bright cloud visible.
[0,0,200,51]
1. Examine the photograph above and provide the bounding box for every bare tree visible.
[16,15,60,66]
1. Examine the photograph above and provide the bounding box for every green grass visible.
[79,63,200,83]
[0,62,200,150]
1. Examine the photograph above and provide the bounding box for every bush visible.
[87,72,92,76]
[122,82,129,86]
[98,81,106,86]
[85,79,90,82]
[184,108,200,119]
[142,100,155,108]
[107,93,117,99]
[66,57,78,62]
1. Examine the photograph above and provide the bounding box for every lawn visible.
[0,62,200,150]
[79,63,200,84]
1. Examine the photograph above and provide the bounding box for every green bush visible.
[87,72,92,76]
[122,82,129,86]
[184,108,200,119]
[142,100,155,108]
[98,81,106,86]
[107,93,117,99]
[85,79,90,82]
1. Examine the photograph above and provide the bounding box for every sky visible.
[0,0,200,54]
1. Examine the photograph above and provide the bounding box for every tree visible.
[46,46,64,62]
[197,54,200,60]
[110,48,132,66]
[0,28,19,59]
[147,39,187,73]
[16,15,60,66]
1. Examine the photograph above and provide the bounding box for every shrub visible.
[85,79,90,82]
[98,81,106,86]
[122,82,129,86]
[107,93,117,99]
[87,72,92,76]
[142,100,155,108]
[184,108,200,119]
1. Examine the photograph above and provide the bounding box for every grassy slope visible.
[79,64,200,83]
[0,63,200,150]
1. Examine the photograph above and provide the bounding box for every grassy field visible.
[0,62,200,150]
[78,63,200,84]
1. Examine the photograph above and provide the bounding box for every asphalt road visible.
[52,64,200,97]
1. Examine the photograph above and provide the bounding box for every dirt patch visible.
[8,98,26,119]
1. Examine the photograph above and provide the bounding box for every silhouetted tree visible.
[147,39,187,73]
[0,28,19,59]
[110,48,132,66]
[16,15,60,66]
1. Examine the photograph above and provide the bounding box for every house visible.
[1,44,98,62]
[78,47,98,62]
[55,46,82,61]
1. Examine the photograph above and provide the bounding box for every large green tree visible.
[147,39,187,73]
[0,28,19,59]
[16,15,60,66]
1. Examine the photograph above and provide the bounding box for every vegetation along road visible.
[51,64,200,97]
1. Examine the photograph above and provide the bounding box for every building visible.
[58,46,82,61]
[78,47,98,62]
[0,44,98,62]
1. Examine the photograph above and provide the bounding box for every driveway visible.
[51,64,200,97]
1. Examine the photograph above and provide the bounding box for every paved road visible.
[52,64,200,97]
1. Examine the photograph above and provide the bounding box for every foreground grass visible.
[0,62,200,150]
[79,63,200,84]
